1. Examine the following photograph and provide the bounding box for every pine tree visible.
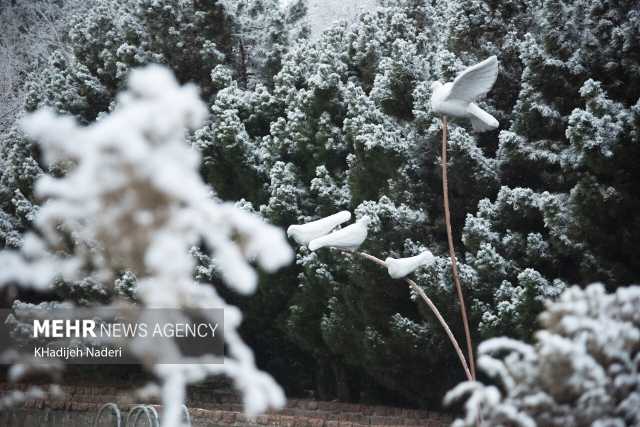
[0,130,42,249]
[250,0,639,403]
[196,1,504,403]
[3,0,304,250]
[1,0,310,394]
[464,0,640,345]
[2,0,639,411]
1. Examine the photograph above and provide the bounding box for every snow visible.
[448,284,640,426]
[0,65,294,426]
[385,251,435,279]
[308,216,369,252]
[289,0,379,41]
[287,210,351,245]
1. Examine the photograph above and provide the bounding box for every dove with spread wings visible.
[431,56,499,132]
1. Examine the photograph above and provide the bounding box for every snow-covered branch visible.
[0,65,294,426]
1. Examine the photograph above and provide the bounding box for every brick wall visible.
[0,383,454,427]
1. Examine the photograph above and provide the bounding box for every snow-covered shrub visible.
[0,65,293,426]
[446,283,640,427]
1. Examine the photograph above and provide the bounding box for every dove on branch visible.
[287,211,352,246]
[431,56,499,132]
[308,216,369,252]
[385,251,435,279]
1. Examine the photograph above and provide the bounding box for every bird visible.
[308,216,369,252]
[287,211,351,246]
[430,56,499,132]
[385,251,435,279]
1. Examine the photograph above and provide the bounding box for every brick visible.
[288,399,302,408]
[222,411,237,424]
[401,409,417,419]
[370,416,386,425]
[390,408,404,417]
[372,406,389,416]
[345,404,362,413]
[318,401,336,411]
[282,415,297,427]
[309,417,325,427]
[238,413,252,423]
[0,383,461,427]
[189,408,207,418]
[430,415,454,426]
[343,414,365,423]
[256,415,270,425]
[50,399,66,410]
[294,418,311,427]
[359,405,374,415]
[415,410,430,419]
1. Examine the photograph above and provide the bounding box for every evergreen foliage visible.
[0,0,639,411]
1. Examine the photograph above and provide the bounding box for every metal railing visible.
[93,402,191,427]
[93,403,122,427]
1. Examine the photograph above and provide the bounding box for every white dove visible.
[287,211,352,246]
[385,250,435,279]
[431,56,499,132]
[308,216,369,252]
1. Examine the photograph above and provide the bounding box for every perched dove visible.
[431,56,499,132]
[287,211,352,246]
[385,251,435,279]
[308,216,369,252]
